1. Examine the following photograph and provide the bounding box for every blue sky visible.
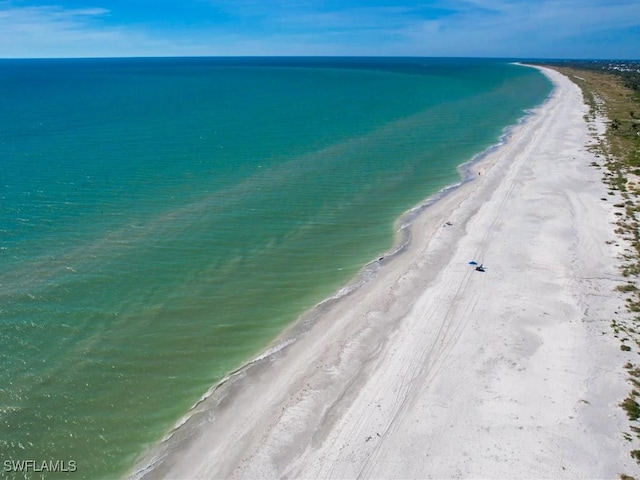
[0,0,638,59]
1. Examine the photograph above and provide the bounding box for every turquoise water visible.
[0,57,551,478]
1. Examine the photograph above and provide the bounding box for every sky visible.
[0,0,638,59]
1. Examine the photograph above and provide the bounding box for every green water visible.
[0,57,551,478]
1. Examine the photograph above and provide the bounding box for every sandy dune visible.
[132,67,638,479]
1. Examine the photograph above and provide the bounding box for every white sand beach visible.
[133,67,638,479]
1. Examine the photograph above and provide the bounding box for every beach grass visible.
[541,62,640,472]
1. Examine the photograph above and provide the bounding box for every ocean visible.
[0,57,551,478]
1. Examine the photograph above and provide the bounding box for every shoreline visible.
[131,67,637,478]
[131,71,531,457]
[128,75,533,478]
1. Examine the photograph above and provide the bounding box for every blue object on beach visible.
[469,261,478,265]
